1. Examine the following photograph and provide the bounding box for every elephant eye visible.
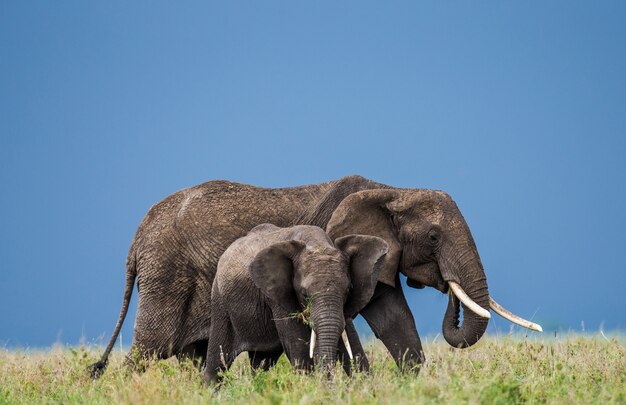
[427,229,440,245]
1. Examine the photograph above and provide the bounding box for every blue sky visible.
[1,2,625,347]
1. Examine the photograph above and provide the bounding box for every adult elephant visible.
[90,175,540,376]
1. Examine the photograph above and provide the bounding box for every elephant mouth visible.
[402,262,447,293]
[406,278,425,289]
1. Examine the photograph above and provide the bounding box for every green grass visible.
[1,335,624,404]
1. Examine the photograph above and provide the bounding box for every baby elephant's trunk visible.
[310,294,345,373]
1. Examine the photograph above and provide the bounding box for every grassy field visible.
[1,335,624,404]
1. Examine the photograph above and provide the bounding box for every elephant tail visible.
[89,250,137,379]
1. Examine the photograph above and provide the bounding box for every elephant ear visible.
[335,234,389,317]
[327,189,401,287]
[248,240,306,314]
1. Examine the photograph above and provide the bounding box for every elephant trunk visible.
[440,244,490,348]
[310,294,345,372]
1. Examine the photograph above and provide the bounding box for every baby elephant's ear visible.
[248,240,306,314]
[335,235,389,318]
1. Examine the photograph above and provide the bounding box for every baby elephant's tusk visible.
[489,297,543,332]
[309,330,316,359]
[341,329,353,360]
[448,281,491,319]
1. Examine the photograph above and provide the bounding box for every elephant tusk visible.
[341,329,353,360]
[489,297,543,332]
[309,330,316,359]
[448,281,491,319]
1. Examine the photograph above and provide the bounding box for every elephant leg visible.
[272,308,313,372]
[124,299,177,372]
[204,299,237,384]
[130,284,190,363]
[338,318,369,375]
[360,282,425,373]
[248,349,283,372]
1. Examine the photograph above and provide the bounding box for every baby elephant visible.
[204,224,388,383]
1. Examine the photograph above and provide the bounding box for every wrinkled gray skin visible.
[91,175,490,377]
[204,224,388,383]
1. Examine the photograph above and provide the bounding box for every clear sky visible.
[1,2,625,347]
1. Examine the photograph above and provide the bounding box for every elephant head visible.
[248,235,388,370]
[327,189,541,349]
